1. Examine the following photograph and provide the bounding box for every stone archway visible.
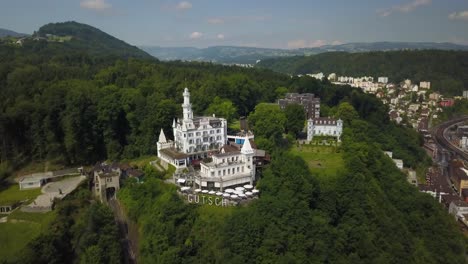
[106,187,116,200]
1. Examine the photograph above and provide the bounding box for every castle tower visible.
[182,88,193,121]
[241,137,255,184]
[157,129,172,157]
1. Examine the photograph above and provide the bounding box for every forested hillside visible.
[0,32,289,174]
[117,81,466,263]
[0,22,466,263]
[257,50,468,96]
[36,21,153,59]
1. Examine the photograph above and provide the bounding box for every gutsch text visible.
[184,193,230,207]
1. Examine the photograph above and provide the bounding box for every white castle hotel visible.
[157,88,256,190]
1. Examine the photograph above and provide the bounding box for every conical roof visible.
[241,138,254,155]
[158,129,167,143]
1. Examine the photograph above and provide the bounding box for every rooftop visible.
[160,148,189,160]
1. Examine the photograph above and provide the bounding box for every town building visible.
[460,137,468,150]
[440,98,455,107]
[449,160,468,196]
[307,72,324,80]
[195,139,255,190]
[307,117,343,142]
[448,200,468,227]
[278,93,320,119]
[378,77,388,84]
[384,151,404,170]
[93,163,121,202]
[419,81,431,89]
[327,73,337,81]
[463,91,468,99]
[158,88,228,168]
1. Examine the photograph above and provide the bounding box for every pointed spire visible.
[241,138,254,155]
[158,129,167,143]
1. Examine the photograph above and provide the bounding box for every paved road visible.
[108,198,138,264]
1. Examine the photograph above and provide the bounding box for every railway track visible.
[433,116,468,161]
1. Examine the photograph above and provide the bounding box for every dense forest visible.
[257,50,468,96]
[5,184,123,264]
[0,22,466,263]
[118,92,466,262]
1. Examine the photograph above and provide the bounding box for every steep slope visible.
[37,21,153,59]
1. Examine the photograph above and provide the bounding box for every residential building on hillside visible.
[463,91,468,99]
[420,81,431,89]
[378,77,388,84]
[307,117,343,142]
[307,72,324,80]
[278,93,320,119]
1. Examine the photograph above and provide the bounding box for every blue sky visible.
[1,0,468,48]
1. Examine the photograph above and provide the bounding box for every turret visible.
[182,88,193,121]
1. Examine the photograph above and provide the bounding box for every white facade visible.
[378,77,389,84]
[460,137,468,150]
[307,72,324,80]
[307,118,343,142]
[420,81,431,89]
[393,159,404,170]
[197,139,255,190]
[173,88,227,155]
[157,88,228,168]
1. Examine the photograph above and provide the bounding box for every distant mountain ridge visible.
[141,42,468,64]
[0,28,28,37]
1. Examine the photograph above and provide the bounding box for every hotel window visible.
[218,171,221,176]
[196,132,201,136]
[210,130,214,134]
[228,168,230,174]
[242,166,244,172]
[211,171,214,177]
[237,167,239,172]
[217,129,220,133]
[223,169,226,176]
[184,133,186,138]
[189,139,193,144]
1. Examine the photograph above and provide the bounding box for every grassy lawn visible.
[121,155,158,169]
[0,185,42,205]
[290,144,345,179]
[0,210,56,262]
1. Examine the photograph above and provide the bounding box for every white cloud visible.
[80,0,111,11]
[378,0,431,17]
[216,34,225,40]
[189,32,203,39]
[207,15,271,25]
[449,11,468,21]
[331,40,343,45]
[176,1,192,10]
[207,18,225,24]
